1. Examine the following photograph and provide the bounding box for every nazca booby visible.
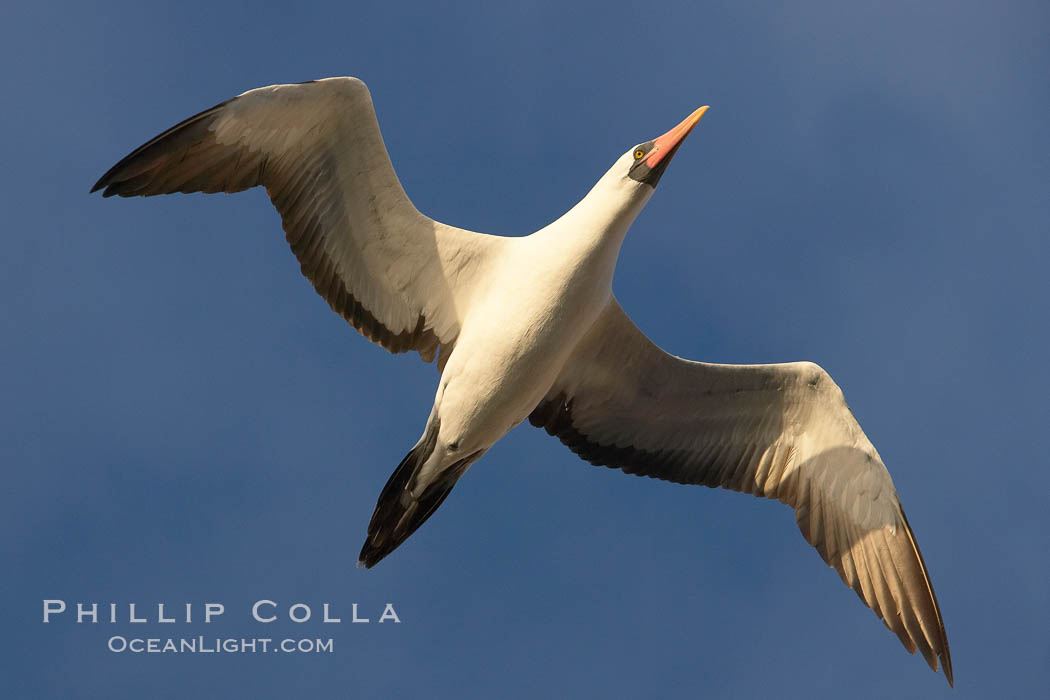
[92,77,952,685]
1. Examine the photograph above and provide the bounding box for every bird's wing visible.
[530,298,953,685]
[92,77,505,365]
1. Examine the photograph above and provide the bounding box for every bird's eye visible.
[634,149,645,159]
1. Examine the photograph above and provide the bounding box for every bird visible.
[92,76,952,685]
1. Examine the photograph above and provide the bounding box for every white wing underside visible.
[530,298,952,681]
[93,77,505,366]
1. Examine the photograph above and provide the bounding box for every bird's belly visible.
[435,281,609,452]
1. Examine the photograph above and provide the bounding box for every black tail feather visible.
[358,423,478,568]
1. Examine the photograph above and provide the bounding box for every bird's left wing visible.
[93,77,505,366]
[530,298,953,685]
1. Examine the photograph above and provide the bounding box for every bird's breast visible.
[436,239,615,443]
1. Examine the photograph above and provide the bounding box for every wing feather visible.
[531,298,953,685]
[92,77,504,365]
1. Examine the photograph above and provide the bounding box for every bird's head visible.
[624,105,709,188]
[558,105,709,236]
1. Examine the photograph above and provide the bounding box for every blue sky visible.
[3,1,1047,697]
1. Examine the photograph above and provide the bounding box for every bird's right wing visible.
[92,77,506,366]
[531,298,953,685]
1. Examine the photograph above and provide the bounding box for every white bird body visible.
[423,158,654,482]
[92,76,952,686]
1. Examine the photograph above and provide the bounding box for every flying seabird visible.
[92,77,953,685]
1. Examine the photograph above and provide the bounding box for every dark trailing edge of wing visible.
[529,392,732,488]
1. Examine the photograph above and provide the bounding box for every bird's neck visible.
[541,173,652,267]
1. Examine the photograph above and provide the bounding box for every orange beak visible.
[646,105,709,169]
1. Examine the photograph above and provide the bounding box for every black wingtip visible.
[91,157,126,196]
[90,171,121,197]
[87,94,236,201]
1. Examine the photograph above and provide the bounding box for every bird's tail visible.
[358,421,480,568]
